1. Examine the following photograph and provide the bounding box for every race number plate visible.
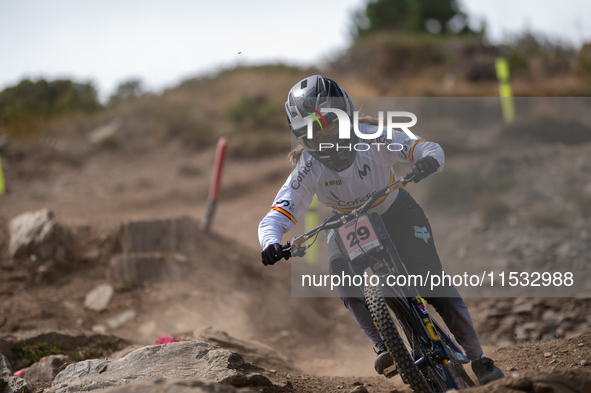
[337,215,381,260]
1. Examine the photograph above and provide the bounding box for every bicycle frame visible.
[283,172,473,389]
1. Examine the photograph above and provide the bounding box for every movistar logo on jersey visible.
[358,164,371,179]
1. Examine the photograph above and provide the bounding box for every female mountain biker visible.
[258,75,504,385]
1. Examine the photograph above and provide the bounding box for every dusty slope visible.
[1,136,591,392]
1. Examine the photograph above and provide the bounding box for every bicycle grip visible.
[404,172,416,183]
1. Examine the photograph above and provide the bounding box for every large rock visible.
[0,355,11,380]
[118,216,197,257]
[468,370,591,393]
[8,209,77,262]
[19,355,70,384]
[46,341,272,393]
[99,379,254,393]
[0,354,32,393]
[110,252,189,286]
[192,327,294,372]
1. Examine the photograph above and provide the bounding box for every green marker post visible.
[495,57,515,124]
[304,196,318,265]
[0,155,5,194]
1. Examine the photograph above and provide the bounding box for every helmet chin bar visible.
[312,149,355,172]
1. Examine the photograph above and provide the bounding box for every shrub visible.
[475,194,512,225]
[576,43,591,79]
[528,209,567,228]
[425,169,516,207]
[0,78,100,138]
[500,116,591,145]
[227,94,281,129]
[501,31,575,77]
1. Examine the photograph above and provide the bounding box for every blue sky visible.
[1,0,589,100]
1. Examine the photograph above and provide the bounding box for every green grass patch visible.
[12,342,62,369]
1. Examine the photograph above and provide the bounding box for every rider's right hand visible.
[261,243,284,266]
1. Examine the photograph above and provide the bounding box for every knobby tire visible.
[364,284,432,393]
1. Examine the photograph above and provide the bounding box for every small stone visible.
[84,284,114,312]
[533,382,554,393]
[92,325,107,334]
[20,355,71,384]
[544,352,552,358]
[578,343,585,347]
[350,386,369,393]
[106,310,136,329]
[508,377,533,390]
[581,359,588,366]
[512,304,534,314]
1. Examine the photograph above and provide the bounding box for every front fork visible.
[410,296,450,366]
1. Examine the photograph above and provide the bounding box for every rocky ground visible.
[1,130,591,392]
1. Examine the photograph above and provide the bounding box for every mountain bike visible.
[278,172,475,392]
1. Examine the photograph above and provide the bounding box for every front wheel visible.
[364,284,432,393]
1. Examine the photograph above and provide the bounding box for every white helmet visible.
[285,75,357,172]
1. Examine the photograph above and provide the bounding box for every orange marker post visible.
[202,137,227,232]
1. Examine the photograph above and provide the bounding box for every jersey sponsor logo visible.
[414,226,431,243]
[324,179,342,187]
[327,190,377,209]
[273,199,292,211]
[366,134,392,145]
[291,159,313,190]
[324,172,395,212]
[358,164,371,179]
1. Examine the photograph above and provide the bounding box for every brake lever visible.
[281,242,293,260]
[282,241,308,258]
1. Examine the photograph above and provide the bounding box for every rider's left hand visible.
[411,156,440,182]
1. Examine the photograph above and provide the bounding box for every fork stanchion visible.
[201,137,227,232]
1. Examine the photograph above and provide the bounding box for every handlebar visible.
[282,171,416,258]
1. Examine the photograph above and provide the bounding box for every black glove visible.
[411,156,440,183]
[261,243,288,266]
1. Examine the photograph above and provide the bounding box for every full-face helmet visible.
[285,75,357,172]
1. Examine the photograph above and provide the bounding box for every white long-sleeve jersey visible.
[258,123,445,250]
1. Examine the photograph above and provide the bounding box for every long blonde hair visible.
[288,116,379,165]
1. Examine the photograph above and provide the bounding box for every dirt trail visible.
[1,140,591,392]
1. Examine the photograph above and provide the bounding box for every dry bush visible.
[500,116,591,145]
[425,169,516,217]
